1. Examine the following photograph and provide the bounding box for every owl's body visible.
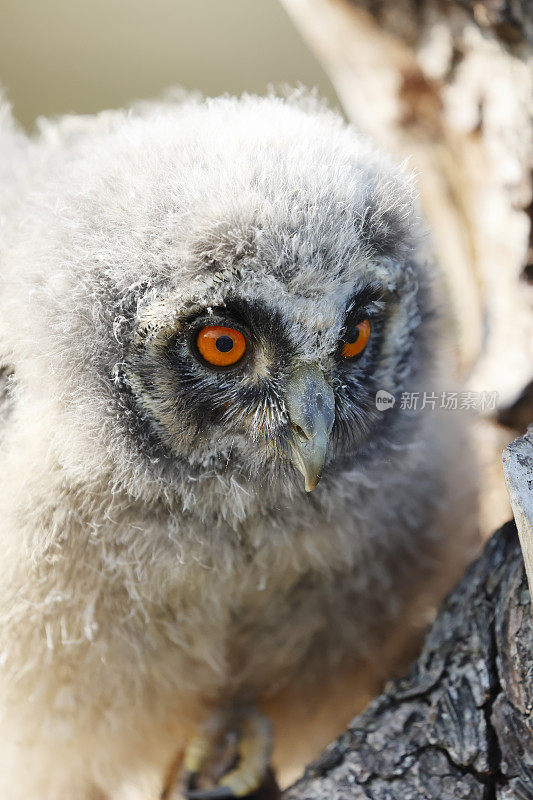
[0,92,476,799]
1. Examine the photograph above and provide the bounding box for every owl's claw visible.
[180,712,273,799]
[183,733,213,776]
[215,712,272,798]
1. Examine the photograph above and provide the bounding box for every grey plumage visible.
[0,90,476,799]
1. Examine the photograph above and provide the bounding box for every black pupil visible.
[216,335,234,353]
[347,327,360,344]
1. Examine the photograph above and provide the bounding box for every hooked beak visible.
[285,365,335,492]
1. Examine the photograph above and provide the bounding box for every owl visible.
[0,90,477,799]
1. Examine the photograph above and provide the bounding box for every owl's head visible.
[3,93,437,502]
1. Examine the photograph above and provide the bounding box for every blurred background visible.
[0,0,337,128]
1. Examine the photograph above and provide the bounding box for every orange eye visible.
[195,325,247,367]
[341,319,370,359]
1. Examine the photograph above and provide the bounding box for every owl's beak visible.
[285,365,335,492]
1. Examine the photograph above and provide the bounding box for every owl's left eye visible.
[195,325,247,368]
[341,319,371,359]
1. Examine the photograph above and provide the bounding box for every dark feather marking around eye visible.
[329,298,387,458]
[221,297,295,356]
[157,343,288,444]
[186,298,296,373]
[344,284,385,322]
[328,381,378,464]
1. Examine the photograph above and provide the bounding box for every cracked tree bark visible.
[282,518,532,799]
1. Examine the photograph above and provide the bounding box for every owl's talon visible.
[179,712,272,799]
[216,712,272,798]
[183,733,212,775]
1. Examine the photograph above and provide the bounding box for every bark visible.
[282,518,533,799]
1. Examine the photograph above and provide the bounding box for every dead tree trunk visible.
[283,518,532,799]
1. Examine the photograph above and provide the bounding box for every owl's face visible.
[112,100,432,496]
[4,94,433,499]
[126,277,396,493]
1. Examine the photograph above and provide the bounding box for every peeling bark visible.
[283,521,532,799]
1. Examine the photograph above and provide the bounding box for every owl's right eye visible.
[195,325,247,368]
[341,319,371,359]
